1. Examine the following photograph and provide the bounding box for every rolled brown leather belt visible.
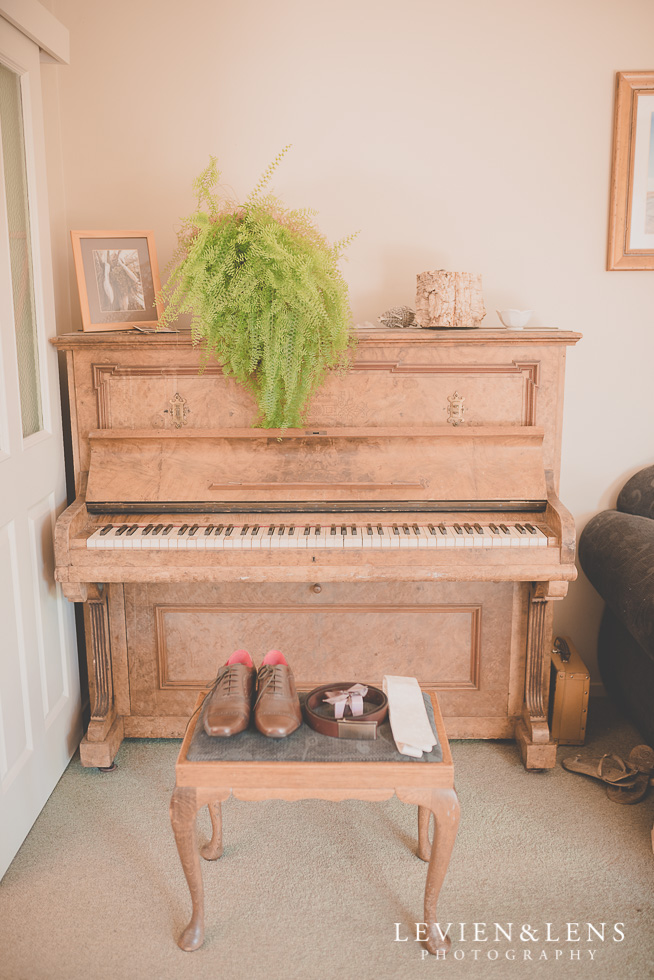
[303,683,389,740]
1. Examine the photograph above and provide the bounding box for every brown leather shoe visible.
[254,650,302,738]
[203,650,255,736]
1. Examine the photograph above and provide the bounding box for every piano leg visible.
[78,583,124,768]
[515,581,568,770]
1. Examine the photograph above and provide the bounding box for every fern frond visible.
[245,144,292,205]
[156,151,356,428]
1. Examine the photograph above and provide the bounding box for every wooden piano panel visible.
[123,580,524,738]
[92,358,537,432]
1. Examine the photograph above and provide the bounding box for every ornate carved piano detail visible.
[52,327,580,769]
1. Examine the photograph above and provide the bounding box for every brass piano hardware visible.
[207,481,424,491]
[447,391,465,426]
[163,393,189,429]
[311,584,322,594]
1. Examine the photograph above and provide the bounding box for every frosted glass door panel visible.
[0,62,42,438]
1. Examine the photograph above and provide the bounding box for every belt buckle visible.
[337,719,378,740]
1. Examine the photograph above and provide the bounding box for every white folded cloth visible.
[382,675,437,758]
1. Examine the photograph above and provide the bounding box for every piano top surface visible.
[51,326,583,350]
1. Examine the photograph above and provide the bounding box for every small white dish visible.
[496,309,533,329]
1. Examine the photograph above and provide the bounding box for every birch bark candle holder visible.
[415,270,486,329]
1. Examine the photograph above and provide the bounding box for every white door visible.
[0,15,80,879]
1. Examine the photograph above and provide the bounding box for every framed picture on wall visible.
[70,230,163,330]
[607,71,654,270]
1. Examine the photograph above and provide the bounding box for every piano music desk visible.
[170,691,459,956]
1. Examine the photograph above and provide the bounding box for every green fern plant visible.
[157,147,356,428]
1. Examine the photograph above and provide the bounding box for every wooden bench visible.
[170,691,459,955]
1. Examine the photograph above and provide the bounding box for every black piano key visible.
[402,524,410,535]
[392,524,400,535]
[241,525,250,535]
[178,524,189,536]
[99,524,113,536]
[377,525,383,535]
[225,525,234,536]
[515,523,526,534]
[412,523,420,535]
[115,525,129,536]
[215,524,224,535]
[438,523,447,535]
[289,525,295,535]
[463,523,474,535]
[251,525,259,536]
[188,524,199,536]
[126,525,139,536]
[453,523,463,535]
[330,525,337,536]
[474,523,484,534]
[428,524,437,535]
[525,523,537,534]
[489,523,499,534]
[500,524,510,535]
[204,525,215,535]
[314,525,321,535]
[268,525,276,536]
[367,524,373,535]
[142,524,154,535]
[351,525,357,535]
[152,524,163,536]
[304,525,311,535]
[278,525,285,536]
[163,524,173,535]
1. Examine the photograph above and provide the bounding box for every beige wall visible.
[40,0,654,684]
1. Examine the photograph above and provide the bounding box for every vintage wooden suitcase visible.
[549,636,590,745]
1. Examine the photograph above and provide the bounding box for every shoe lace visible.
[255,664,285,704]
[210,664,241,697]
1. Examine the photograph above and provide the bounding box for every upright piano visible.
[52,327,581,769]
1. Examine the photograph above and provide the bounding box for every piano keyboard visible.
[87,521,550,550]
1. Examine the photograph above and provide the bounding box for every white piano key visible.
[452,526,466,547]
[343,526,362,548]
[510,526,531,548]
[397,526,414,549]
[441,527,456,548]
[421,526,438,548]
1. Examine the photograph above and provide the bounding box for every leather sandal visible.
[606,745,654,805]
[561,752,638,785]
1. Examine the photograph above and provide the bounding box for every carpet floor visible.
[0,700,652,980]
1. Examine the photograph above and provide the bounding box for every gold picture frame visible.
[607,71,654,270]
[71,229,163,331]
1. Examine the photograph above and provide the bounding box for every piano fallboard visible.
[85,426,548,507]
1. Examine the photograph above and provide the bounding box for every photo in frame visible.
[70,230,163,330]
[607,71,654,270]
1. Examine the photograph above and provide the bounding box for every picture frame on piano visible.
[607,71,654,270]
[70,229,163,331]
